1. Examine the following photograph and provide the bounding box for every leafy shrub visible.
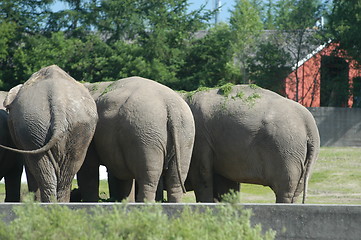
[0,199,275,240]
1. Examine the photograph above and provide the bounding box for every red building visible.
[285,42,361,107]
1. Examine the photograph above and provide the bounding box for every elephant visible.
[0,91,23,202]
[182,84,320,203]
[0,65,98,202]
[77,76,195,202]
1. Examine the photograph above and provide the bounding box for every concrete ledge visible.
[244,203,361,240]
[1,203,360,239]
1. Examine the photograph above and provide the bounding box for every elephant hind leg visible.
[57,186,71,202]
[135,168,161,202]
[135,180,158,202]
[4,154,23,202]
[26,155,57,202]
[4,169,22,202]
[275,192,296,203]
[108,173,133,202]
[213,173,240,202]
[273,179,301,203]
[163,155,186,203]
[164,177,183,203]
[134,149,163,202]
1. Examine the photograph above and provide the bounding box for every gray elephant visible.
[0,91,23,202]
[0,65,98,202]
[183,84,320,203]
[78,77,195,202]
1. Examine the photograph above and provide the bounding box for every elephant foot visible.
[275,192,298,203]
[135,184,157,202]
[167,189,183,203]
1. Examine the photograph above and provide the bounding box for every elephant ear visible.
[4,84,23,109]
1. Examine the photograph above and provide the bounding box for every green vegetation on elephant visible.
[182,83,262,109]
[100,81,118,96]
[218,83,234,97]
[184,84,320,203]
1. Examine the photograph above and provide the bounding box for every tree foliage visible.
[0,0,358,97]
[328,0,361,64]
[247,42,291,94]
[177,23,240,90]
[229,0,263,84]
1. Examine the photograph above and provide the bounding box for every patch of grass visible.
[0,184,4,202]
[181,83,236,101]
[99,81,117,96]
[218,83,234,97]
[91,84,99,92]
[239,185,275,203]
[182,191,196,203]
[183,147,361,205]
[0,180,110,202]
[181,84,262,111]
[249,84,259,89]
[2,147,361,204]
[239,147,361,204]
[181,86,213,101]
[234,90,245,99]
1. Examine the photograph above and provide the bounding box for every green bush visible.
[0,199,275,240]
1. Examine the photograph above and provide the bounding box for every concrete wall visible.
[246,204,361,240]
[308,107,361,147]
[1,203,360,240]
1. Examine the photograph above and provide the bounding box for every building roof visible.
[292,39,332,70]
[259,29,328,69]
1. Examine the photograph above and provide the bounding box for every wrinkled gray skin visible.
[183,85,320,203]
[0,65,98,202]
[0,92,23,202]
[78,77,195,202]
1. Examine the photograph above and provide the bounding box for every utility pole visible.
[214,0,221,25]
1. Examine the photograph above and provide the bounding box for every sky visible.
[188,0,235,23]
[52,0,236,23]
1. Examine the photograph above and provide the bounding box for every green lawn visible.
[183,147,361,204]
[1,147,361,204]
[238,147,361,204]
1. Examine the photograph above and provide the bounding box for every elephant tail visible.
[296,116,320,204]
[302,136,320,203]
[169,122,187,194]
[0,128,63,155]
[168,107,194,194]
[0,86,70,155]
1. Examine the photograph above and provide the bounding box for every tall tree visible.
[0,21,17,89]
[274,0,324,30]
[82,0,212,87]
[0,0,54,89]
[272,0,325,102]
[177,23,240,90]
[0,0,54,33]
[328,0,361,64]
[93,0,144,42]
[46,0,97,37]
[247,41,292,94]
[229,0,264,83]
